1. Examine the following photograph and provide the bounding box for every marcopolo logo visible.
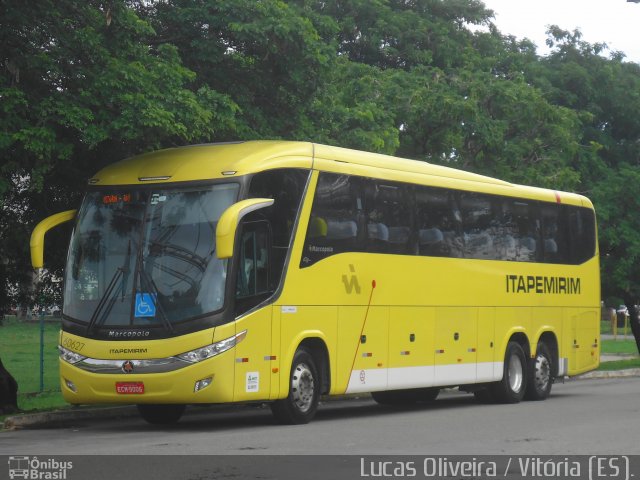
[8,456,73,479]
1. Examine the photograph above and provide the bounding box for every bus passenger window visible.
[512,200,542,262]
[364,180,412,255]
[540,205,568,264]
[415,186,463,258]
[301,173,362,267]
[567,206,596,264]
[460,193,496,260]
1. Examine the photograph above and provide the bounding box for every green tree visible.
[528,27,640,350]
[147,0,334,139]
[0,0,237,311]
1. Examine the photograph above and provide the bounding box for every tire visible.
[271,347,320,424]
[371,387,439,405]
[490,341,527,404]
[137,404,185,425]
[525,342,554,401]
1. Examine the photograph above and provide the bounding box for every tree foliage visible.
[2,0,640,311]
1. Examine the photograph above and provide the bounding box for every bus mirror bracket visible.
[30,209,78,269]
[216,198,274,259]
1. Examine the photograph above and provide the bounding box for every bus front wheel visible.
[491,341,527,403]
[271,347,320,424]
[137,404,185,425]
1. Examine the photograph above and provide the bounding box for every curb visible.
[574,368,640,380]
[4,372,640,430]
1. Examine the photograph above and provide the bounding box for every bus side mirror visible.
[30,209,78,269]
[216,198,274,259]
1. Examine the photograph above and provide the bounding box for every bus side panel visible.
[340,306,389,393]
[567,308,600,375]
[233,307,273,402]
[269,306,282,400]
[476,307,498,382]
[387,307,435,390]
[433,307,477,386]
[336,306,366,394]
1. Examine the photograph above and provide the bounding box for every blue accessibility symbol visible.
[135,293,157,318]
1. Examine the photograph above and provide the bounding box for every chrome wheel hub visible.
[534,354,551,391]
[291,362,315,413]
[508,353,524,393]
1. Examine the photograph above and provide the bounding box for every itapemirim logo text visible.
[8,456,73,479]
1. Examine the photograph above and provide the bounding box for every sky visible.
[480,0,640,63]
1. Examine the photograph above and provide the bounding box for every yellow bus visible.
[31,141,600,424]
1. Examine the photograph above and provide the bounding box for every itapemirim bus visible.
[31,141,599,424]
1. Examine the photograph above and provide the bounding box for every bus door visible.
[233,221,273,401]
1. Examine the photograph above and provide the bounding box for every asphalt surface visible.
[3,360,638,431]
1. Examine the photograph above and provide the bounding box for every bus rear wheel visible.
[490,341,527,403]
[271,347,320,424]
[137,404,185,425]
[525,342,554,401]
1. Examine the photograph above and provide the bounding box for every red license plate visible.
[116,382,145,394]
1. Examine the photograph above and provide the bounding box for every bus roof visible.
[88,140,592,208]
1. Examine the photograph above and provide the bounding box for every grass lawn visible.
[600,339,638,355]
[597,337,638,371]
[598,358,640,371]
[0,316,67,414]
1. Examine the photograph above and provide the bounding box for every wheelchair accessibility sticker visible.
[135,293,157,318]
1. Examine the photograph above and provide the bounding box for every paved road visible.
[2,377,640,456]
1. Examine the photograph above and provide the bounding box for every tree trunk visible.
[624,300,640,354]
[0,358,18,414]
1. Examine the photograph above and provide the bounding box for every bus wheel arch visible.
[297,337,331,395]
[525,332,557,401]
[271,338,329,424]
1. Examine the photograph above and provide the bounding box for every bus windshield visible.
[63,183,239,330]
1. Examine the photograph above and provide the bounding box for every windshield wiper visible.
[86,240,132,335]
[86,267,125,334]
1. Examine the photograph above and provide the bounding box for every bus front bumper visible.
[59,354,236,405]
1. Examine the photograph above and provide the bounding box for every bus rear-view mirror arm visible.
[30,210,78,269]
[216,198,274,259]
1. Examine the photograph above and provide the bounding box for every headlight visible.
[177,330,247,363]
[59,345,87,365]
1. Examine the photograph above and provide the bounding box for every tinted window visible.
[415,186,463,258]
[365,181,414,254]
[301,173,364,267]
[301,172,596,267]
[567,206,596,264]
[540,203,569,263]
[248,168,308,289]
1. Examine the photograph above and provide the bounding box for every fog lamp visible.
[64,378,77,393]
[194,376,213,392]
